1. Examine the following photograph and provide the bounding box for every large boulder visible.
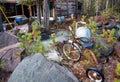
[8,53,79,82]
[0,43,22,72]
[0,32,21,72]
[0,32,18,49]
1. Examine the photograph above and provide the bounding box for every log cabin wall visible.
[55,0,76,16]
[0,0,82,20]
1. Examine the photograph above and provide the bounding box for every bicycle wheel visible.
[62,41,81,61]
[86,67,104,82]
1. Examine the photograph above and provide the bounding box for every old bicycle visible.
[62,21,104,82]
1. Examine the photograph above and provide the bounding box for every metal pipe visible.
[0,6,13,30]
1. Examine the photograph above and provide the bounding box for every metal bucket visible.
[76,26,91,40]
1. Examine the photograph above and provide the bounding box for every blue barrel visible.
[15,17,23,22]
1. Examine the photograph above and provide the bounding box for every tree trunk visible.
[21,4,24,15]
[106,0,109,9]
[29,5,32,17]
[83,0,90,14]
[53,6,56,20]
[36,0,41,24]
[43,0,50,28]
[96,0,99,16]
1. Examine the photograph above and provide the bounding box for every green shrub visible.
[115,63,120,75]
[114,78,120,82]
[18,21,45,55]
[18,33,32,55]
[87,17,98,36]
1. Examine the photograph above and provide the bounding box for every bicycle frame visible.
[65,21,99,66]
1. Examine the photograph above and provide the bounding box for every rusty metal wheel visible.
[62,41,81,62]
[86,67,104,82]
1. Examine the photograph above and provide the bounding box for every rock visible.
[44,49,63,62]
[42,29,71,51]
[0,43,22,72]
[0,32,21,72]
[8,54,79,82]
[0,32,18,49]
